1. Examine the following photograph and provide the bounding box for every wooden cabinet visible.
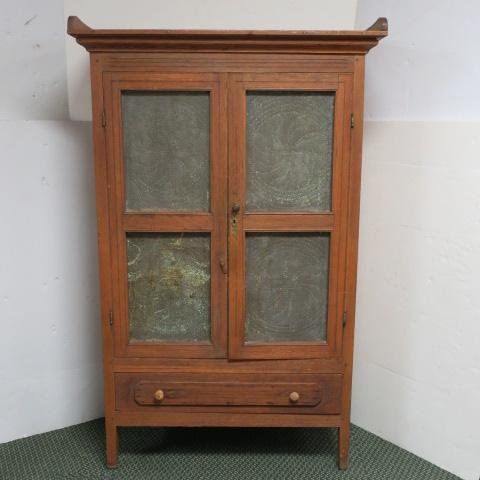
[68,16,387,469]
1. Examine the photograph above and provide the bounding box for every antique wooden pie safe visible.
[68,16,387,468]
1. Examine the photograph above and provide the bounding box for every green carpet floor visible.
[0,419,460,479]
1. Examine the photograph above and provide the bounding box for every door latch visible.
[231,202,240,231]
[219,257,228,274]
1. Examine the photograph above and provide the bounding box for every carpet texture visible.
[0,419,460,479]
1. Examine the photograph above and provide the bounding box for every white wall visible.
[353,122,480,480]
[0,121,103,440]
[0,0,68,120]
[0,0,103,441]
[352,2,480,480]
[358,1,480,121]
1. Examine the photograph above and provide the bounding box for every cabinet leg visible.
[338,423,350,470]
[105,419,118,468]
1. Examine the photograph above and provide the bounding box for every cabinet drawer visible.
[136,381,322,406]
[115,373,342,413]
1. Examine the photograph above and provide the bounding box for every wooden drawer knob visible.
[289,391,300,403]
[153,389,164,402]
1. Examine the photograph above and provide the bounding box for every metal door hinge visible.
[108,310,113,326]
[350,113,354,129]
[101,109,106,128]
[342,311,347,327]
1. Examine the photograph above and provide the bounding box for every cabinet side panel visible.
[340,55,365,447]
[89,53,115,426]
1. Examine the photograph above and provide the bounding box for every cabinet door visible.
[228,73,352,359]
[104,73,227,358]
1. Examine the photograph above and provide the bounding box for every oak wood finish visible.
[67,16,387,54]
[113,357,345,373]
[116,373,342,413]
[137,382,321,407]
[114,411,342,428]
[227,72,351,361]
[104,72,227,360]
[68,16,386,470]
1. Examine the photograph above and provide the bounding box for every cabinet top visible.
[67,16,387,55]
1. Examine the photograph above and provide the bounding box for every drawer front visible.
[115,373,342,414]
[135,381,321,406]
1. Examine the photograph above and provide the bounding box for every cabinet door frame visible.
[103,72,228,358]
[227,72,353,360]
